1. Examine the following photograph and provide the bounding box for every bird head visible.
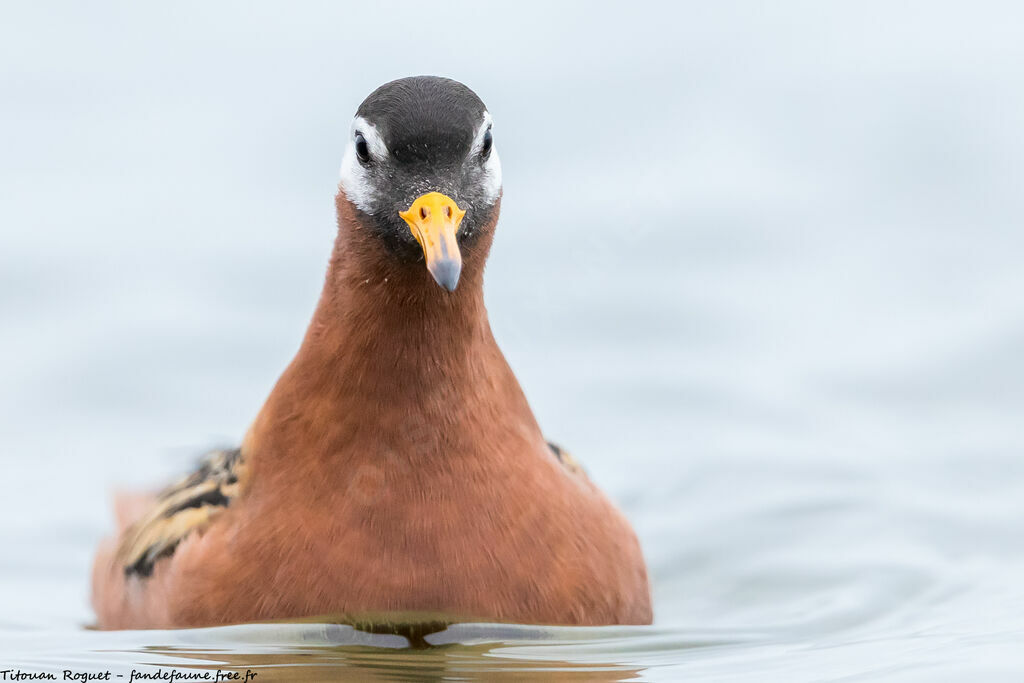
[338,76,502,293]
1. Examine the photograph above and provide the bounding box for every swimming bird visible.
[91,76,652,629]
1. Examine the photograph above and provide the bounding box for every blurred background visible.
[2,1,1023,680]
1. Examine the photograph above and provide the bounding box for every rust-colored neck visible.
[309,192,495,370]
[245,193,538,477]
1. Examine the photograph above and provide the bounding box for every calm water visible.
[3,3,1024,680]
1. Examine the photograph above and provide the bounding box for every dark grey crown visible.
[357,76,486,169]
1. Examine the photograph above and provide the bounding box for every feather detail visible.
[116,447,246,578]
[546,441,587,478]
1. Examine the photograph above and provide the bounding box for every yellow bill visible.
[398,192,467,292]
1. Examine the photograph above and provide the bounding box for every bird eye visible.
[480,128,493,160]
[354,133,371,163]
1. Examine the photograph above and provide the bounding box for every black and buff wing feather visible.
[547,441,587,478]
[117,447,246,578]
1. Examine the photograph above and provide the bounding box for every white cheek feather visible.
[341,112,504,211]
[473,111,503,203]
[339,116,386,213]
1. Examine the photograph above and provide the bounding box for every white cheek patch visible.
[472,111,503,204]
[339,116,386,213]
[341,111,504,212]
